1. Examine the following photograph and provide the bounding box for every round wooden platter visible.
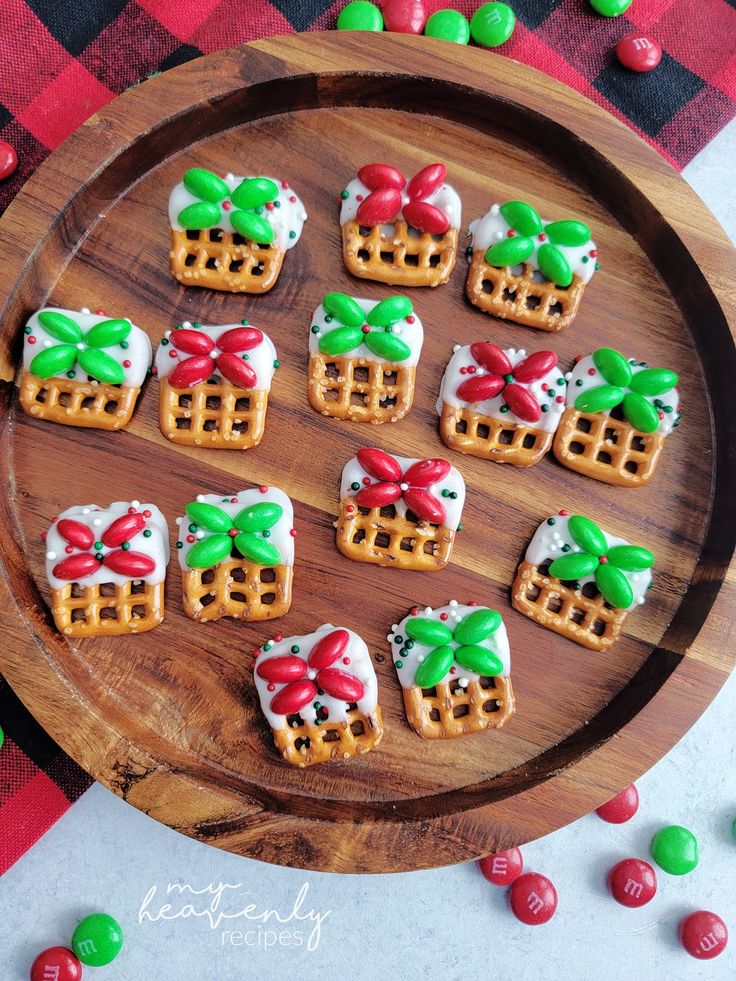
[1,32,735,874]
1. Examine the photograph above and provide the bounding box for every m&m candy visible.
[509,872,558,925]
[650,825,698,875]
[424,9,470,45]
[595,783,639,823]
[30,947,82,981]
[678,911,728,959]
[470,3,516,47]
[0,141,17,181]
[382,0,426,33]
[589,0,632,15]
[72,912,124,966]
[607,858,657,907]
[337,1,384,30]
[478,846,524,886]
[615,34,662,72]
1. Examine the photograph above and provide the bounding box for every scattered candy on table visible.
[595,783,639,823]
[0,724,4,750]
[509,872,558,925]
[424,9,470,45]
[0,140,17,181]
[470,3,516,47]
[337,0,384,30]
[650,824,699,875]
[589,0,633,16]
[615,34,662,72]
[382,0,426,33]
[71,913,124,966]
[678,910,729,959]
[30,947,82,981]
[478,846,524,885]
[607,858,657,907]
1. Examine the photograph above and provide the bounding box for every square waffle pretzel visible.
[272,706,383,767]
[440,403,553,467]
[402,677,515,739]
[342,218,459,287]
[159,378,268,449]
[308,354,415,423]
[465,252,585,331]
[182,560,292,622]
[170,229,284,294]
[19,371,139,430]
[511,560,626,652]
[553,407,665,487]
[335,499,454,571]
[51,581,165,637]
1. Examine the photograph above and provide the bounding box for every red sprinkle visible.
[467,365,477,374]
[440,612,449,620]
[558,509,570,516]
[289,195,297,203]
[123,359,132,368]
[267,683,275,692]
[411,607,419,615]
[282,181,290,189]
[459,367,467,375]
[587,367,596,375]
[41,532,47,541]
[346,505,354,513]
[343,657,351,665]
[507,229,516,237]
[222,200,232,211]
[65,545,73,554]
[362,325,371,334]
[450,666,456,674]
[538,233,547,242]
[28,336,36,344]
[355,194,363,201]
[128,507,136,514]
[406,315,415,324]
[468,600,478,606]
[94,309,106,316]
[541,383,548,391]
[290,528,298,536]
[589,249,598,258]
[230,498,238,503]
[186,534,195,543]
[362,477,371,485]
[265,202,274,210]
[599,555,609,564]
[555,396,564,403]
[259,485,268,493]
[169,350,178,358]
[229,528,237,537]
[273,634,283,642]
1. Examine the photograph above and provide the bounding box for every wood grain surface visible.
[0,32,735,873]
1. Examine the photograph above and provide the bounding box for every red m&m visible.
[478,846,523,886]
[0,140,17,181]
[382,0,426,33]
[595,783,638,823]
[30,947,82,981]
[678,910,728,959]
[607,858,657,907]
[509,872,558,925]
[615,34,662,72]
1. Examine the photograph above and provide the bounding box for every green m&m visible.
[589,0,633,16]
[72,913,124,966]
[470,3,516,47]
[337,1,384,31]
[650,825,699,875]
[424,10,470,45]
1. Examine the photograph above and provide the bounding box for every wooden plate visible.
[1,33,735,873]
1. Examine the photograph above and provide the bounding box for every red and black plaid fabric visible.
[1,0,734,873]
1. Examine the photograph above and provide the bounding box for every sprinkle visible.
[587,368,596,376]
[440,612,449,620]
[343,657,350,665]
[259,485,268,493]
[290,528,297,537]
[46,550,56,560]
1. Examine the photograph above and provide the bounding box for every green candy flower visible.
[184,500,283,568]
[575,348,679,434]
[316,293,414,362]
[177,168,278,245]
[548,515,654,609]
[403,608,504,688]
[29,311,132,384]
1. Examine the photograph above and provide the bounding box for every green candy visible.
[569,514,607,556]
[183,167,229,203]
[37,310,83,343]
[414,644,454,688]
[545,219,591,246]
[454,645,504,676]
[470,2,515,47]
[595,562,633,608]
[500,200,541,236]
[185,501,232,533]
[323,292,365,328]
[72,913,124,967]
[86,318,131,348]
[186,534,232,569]
[235,533,281,565]
[593,347,632,386]
[364,331,411,362]
[607,544,654,571]
[650,825,699,875]
[337,0,383,30]
[424,9,470,44]
[78,348,125,384]
[537,243,573,287]
[454,608,501,644]
[29,344,78,379]
[485,235,535,267]
[234,501,283,533]
[318,325,365,356]
[0,724,3,750]
[405,617,453,647]
[589,0,632,16]
[575,384,625,413]
[178,201,221,229]
[231,177,278,210]
[629,367,679,396]
[548,552,599,580]
[623,391,659,433]
[366,296,413,328]
[230,209,274,244]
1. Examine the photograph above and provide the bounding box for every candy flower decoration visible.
[484,201,591,288]
[404,608,504,686]
[548,514,654,608]
[354,447,451,523]
[176,168,278,243]
[355,162,451,233]
[183,499,283,567]
[454,343,557,423]
[51,511,157,580]
[164,325,264,389]
[27,310,134,384]
[574,348,679,434]
[317,293,413,361]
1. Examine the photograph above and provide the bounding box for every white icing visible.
[46,502,169,590]
[437,345,567,434]
[524,514,652,610]
[340,452,465,530]
[389,602,510,689]
[23,308,151,387]
[309,297,424,368]
[469,204,598,285]
[154,323,277,390]
[175,488,294,569]
[254,624,379,728]
[566,354,680,436]
[169,175,306,250]
[339,177,461,230]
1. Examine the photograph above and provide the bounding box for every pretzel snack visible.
[336,498,455,571]
[308,353,415,423]
[51,580,165,638]
[170,229,284,294]
[20,372,140,431]
[182,561,292,622]
[159,377,268,449]
[342,218,459,287]
[403,677,515,739]
[440,403,553,467]
[272,706,384,767]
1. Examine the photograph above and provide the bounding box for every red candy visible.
[403,487,445,524]
[382,0,426,33]
[607,858,657,907]
[216,352,258,389]
[103,550,155,577]
[308,628,350,669]
[513,350,557,383]
[317,667,365,700]
[406,162,446,200]
[170,328,214,355]
[615,34,662,73]
[509,872,558,925]
[470,342,512,375]
[256,654,306,682]
[31,947,82,981]
[102,512,145,547]
[217,326,264,352]
[56,518,95,550]
[169,354,213,389]
[478,847,523,886]
[678,911,728,959]
[270,678,317,714]
[52,553,99,580]
[357,162,406,190]
[0,140,18,181]
[357,447,403,482]
[356,188,402,226]
[402,458,451,487]
[356,482,403,508]
[596,783,639,823]
[402,199,449,234]
[504,383,542,423]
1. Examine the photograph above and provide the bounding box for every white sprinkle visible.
[424,607,433,614]
[196,494,205,502]
[209,349,218,359]
[416,654,425,663]
[92,518,102,527]
[391,624,398,631]
[307,669,317,680]
[458,678,469,688]
[632,574,640,582]
[387,634,395,643]
[182,321,192,329]
[400,482,408,491]
[553,531,561,540]
[494,230,503,241]
[564,371,572,380]
[226,172,235,181]
[638,597,645,605]
[43,339,52,348]
[195,530,205,539]
[453,344,461,352]
[131,500,141,508]
[46,550,56,560]
[449,599,458,607]
[490,204,500,215]
[82,507,91,515]
[80,307,90,314]
[76,342,85,351]
[549,544,557,551]
[393,325,402,335]
[175,517,182,525]
[451,611,461,621]
[476,367,485,376]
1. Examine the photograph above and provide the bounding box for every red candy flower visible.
[353,447,451,524]
[455,344,557,423]
[355,162,450,234]
[167,326,264,389]
[52,512,155,580]
[256,629,364,714]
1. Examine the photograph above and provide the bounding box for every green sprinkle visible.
[395,660,403,669]
[143,529,152,538]
[547,518,556,526]
[161,337,169,346]
[176,541,183,549]
[188,524,197,533]
[273,359,280,368]
[311,325,320,334]
[442,489,451,498]
[24,326,32,334]
[291,645,300,653]
[120,340,129,349]
[557,378,565,386]
[340,190,349,199]
[351,481,360,491]
[67,371,75,378]
[325,315,333,323]
[262,530,271,538]
[500,405,509,413]
[289,231,296,239]
[94,541,103,551]
[562,544,570,552]
[541,404,549,412]
[582,255,589,263]
[405,640,414,649]
[450,491,458,499]
[575,379,583,387]
[394,635,403,644]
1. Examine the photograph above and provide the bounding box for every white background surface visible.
[1,116,735,981]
